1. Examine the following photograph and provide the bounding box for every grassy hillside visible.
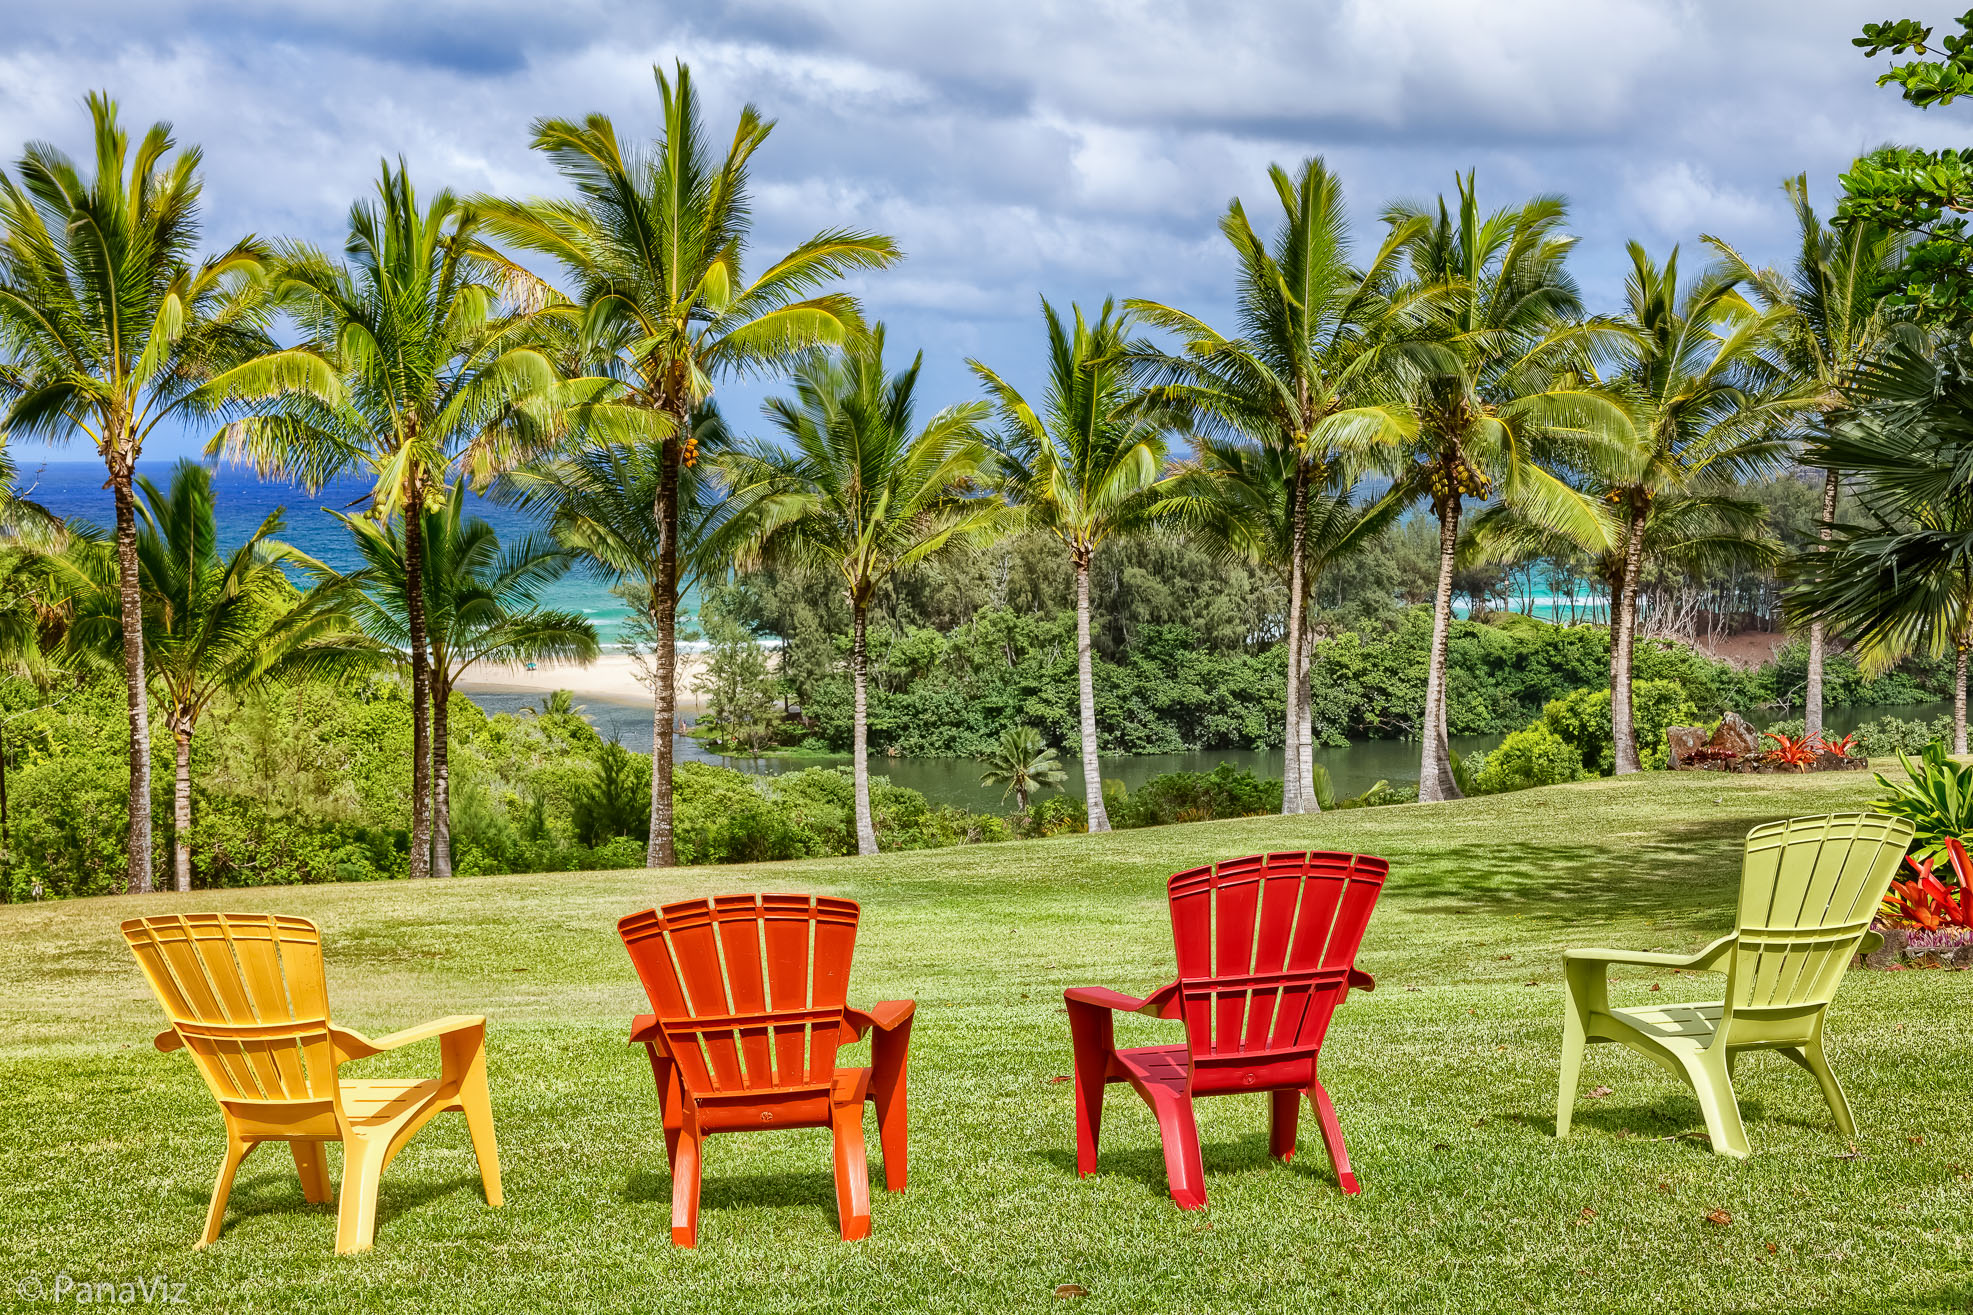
[3,772,1969,1314]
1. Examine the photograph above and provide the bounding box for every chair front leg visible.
[868,1015,912,1192]
[646,1045,685,1170]
[1065,998,1116,1177]
[441,1020,501,1207]
[1556,958,1606,1138]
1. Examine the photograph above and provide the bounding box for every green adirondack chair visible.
[1556,812,1914,1157]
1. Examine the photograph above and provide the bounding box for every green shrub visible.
[1016,794,1088,837]
[1872,740,1973,862]
[1540,680,1698,774]
[1473,725,1586,794]
[1111,765,1283,829]
[570,742,653,845]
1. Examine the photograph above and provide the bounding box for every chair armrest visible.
[332,1015,485,1062]
[154,1029,184,1053]
[1064,981,1180,1017]
[1348,968,1375,992]
[1858,929,1885,957]
[1563,933,1735,973]
[629,1013,660,1045]
[844,1000,916,1037]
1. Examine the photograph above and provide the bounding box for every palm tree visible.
[500,401,743,835]
[1157,437,1402,807]
[725,328,993,854]
[52,461,350,892]
[1384,173,1622,800]
[970,299,1176,831]
[0,94,270,891]
[476,61,900,866]
[1708,178,1907,738]
[978,726,1065,810]
[335,483,599,878]
[1129,158,1416,813]
[1788,338,1973,752]
[1588,244,1793,771]
[205,162,566,879]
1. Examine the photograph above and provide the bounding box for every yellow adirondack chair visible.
[1556,812,1913,1157]
[121,912,502,1253]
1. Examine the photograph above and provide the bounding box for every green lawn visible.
[3,772,1970,1314]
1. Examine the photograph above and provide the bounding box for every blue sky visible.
[1,1,1961,462]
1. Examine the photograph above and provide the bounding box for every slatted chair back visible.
[1721,813,1912,1043]
[619,894,862,1099]
[1166,851,1387,1093]
[120,913,341,1115]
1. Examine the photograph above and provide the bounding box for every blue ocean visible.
[18,460,647,646]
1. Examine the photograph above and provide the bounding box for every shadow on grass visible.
[624,1164,893,1218]
[177,1166,490,1242]
[1032,1129,1356,1202]
[1388,814,1762,926]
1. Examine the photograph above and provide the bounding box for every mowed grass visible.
[3,772,1971,1314]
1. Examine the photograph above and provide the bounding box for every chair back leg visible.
[1781,1039,1859,1139]
[1146,1086,1208,1210]
[334,1135,392,1254]
[1678,1051,1752,1158]
[669,1122,704,1248]
[290,1142,333,1204]
[1306,1077,1360,1195]
[830,1103,873,1242]
[199,1137,255,1249]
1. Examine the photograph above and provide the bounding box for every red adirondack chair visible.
[618,893,914,1247]
[1065,850,1387,1209]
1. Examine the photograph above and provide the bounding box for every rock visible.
[1863,925,1906,970]
[1667,725,1710,770]
[1713,712,1762,759]
[1668,712,1764,770]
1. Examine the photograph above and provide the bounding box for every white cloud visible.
[0,0,1953,453]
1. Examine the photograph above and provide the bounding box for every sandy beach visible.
[455,652,711,711]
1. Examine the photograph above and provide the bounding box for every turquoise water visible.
[24,460,660,646]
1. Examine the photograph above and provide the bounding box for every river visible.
[460,692,1949,812]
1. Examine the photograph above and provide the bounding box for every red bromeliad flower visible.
[1884,837,1973,930]
[1762,732,1822,767]
[1821,732,1860,759]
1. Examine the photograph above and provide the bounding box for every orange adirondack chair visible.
[618,894,915,1247]
[1065,851,1387,1208]
[121,913,501,1253]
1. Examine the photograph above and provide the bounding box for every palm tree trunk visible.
[646,423,682,868]
[404,499,432,881]
[1418,493,1463,803]
[1956,642,1968,757]
[1298,576,1318,813]
[172,719,192,894]
[1075,554,1110,832]
[431,673,453,880]
[1804,466,1840,740]
[112,471,154,893]
[852,598,878,855]
[1282,463,1308,815]
[1611,500,1648,775]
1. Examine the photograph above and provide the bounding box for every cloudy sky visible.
[0,1,1960,461]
